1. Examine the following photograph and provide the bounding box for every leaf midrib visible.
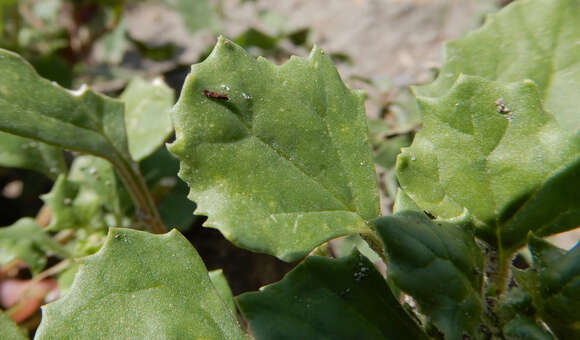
[214,95,358,214]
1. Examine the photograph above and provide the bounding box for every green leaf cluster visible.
[0,0,579,338]
[514,235,580,338]
[0,218,69,274]
[396,0,580,254]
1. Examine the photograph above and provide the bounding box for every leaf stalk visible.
[112,156,166,234]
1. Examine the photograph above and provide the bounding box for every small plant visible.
[1,0,579,339]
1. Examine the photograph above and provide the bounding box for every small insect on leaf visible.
[494,98,511,114]
[202,89,229,101]
[423,210,436,219]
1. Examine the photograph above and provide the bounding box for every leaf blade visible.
[0,132,65,179]
[169,37,379,261]
[397,75,579,250]
[0,218,70,274]
[416,0,580,133]
[0,48,130,163]
[374,211,485,339]
[238,251,428,340]
[121,77,174,162]
[34,228,247,340]
[0,310,28,340]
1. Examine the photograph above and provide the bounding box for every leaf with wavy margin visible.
[397,75,579,251]
[169,37,379,261]
[35,228,247,340]
[416,0,580,133]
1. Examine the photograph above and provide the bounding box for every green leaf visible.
[416,0,580,133]
[139,146,197,231]
[0,132,65,179]
[514,235,580,339]
[237,251,428,340]
[57,262,79,299]
[96,18,129,65]
[0,49,131,165]
[333,234,381,264]
[120,77,174,162]
[374,135,412,169]
[169,37,379,261]
[209,269,236,316]
[233,28,280,51]
[41,155,129,232]
[0,218,69,274]
[374,211,484,339]
[392,188,420,213]
[0,310,28,340]
[397,75,579,251]
[495,288,554,340]
[503,316,554,340]
[161,0,221,34]
[35,228,247,340]
[0,49,164,233]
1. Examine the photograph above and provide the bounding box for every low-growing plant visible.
[1,0,579,339]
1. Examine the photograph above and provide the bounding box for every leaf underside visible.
[35,228,247,340]
[169,37,379,262]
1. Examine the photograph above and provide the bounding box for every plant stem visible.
[361,232,387,262]
[486,246,512,296]
[29,260,71,285]
[113,156,166,234]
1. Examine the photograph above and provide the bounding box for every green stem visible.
[113,156,166,234]
[487,246,512,296]
[361,231,387,263]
